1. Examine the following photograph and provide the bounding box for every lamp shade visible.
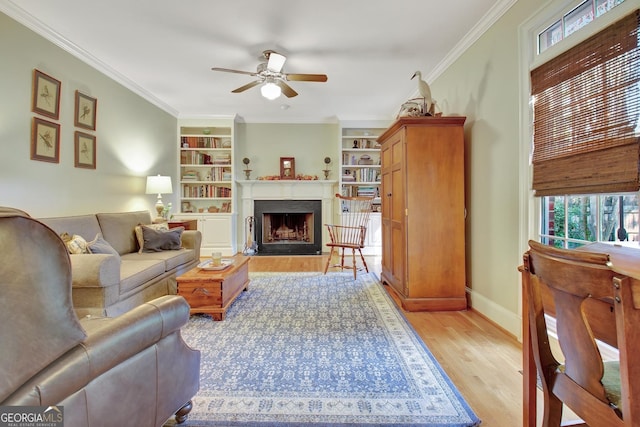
[145,175,172,195]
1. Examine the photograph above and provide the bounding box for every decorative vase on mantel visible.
[322,157,331,180]
[243,157,252,180]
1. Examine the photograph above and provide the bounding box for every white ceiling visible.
[1,0,512,123]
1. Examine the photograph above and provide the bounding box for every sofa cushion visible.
[134,223,168,253]
[130,248,196,272]
[141,226,184,252]
[61,233,90,254]
[87,233,120,258]
[119,258,166,294]
[96,211,152,255]
[39,214,102,242]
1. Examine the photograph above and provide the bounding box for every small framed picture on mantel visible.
[280,157,295,180]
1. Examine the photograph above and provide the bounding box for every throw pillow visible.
[141,226,184,252]
[60,232,90,254]
[134,222,168,253]
[87,233,120,257]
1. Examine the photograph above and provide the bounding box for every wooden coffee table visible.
[177,254,250,320]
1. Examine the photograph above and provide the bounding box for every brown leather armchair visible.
[0,208,201,426]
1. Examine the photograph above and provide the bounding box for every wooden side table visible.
[168,219,198,230]
[176,254,250,320]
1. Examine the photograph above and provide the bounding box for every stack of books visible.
[181,171,198,181]
[357,186,377,198]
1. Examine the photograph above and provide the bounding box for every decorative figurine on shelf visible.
[243,157,252,180]
[322,157,331,180]
[411,70,433,115]
[397,70,439,118]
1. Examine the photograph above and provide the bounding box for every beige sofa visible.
[0,208,200,426]
[39,210,201,317]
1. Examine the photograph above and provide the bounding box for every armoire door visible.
[380,129,405,295]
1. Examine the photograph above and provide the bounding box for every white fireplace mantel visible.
[237,180,338,251]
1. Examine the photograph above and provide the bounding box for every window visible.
[531,10,640,196]
[533,8,640,249]
[538,0,626,53]
[540,193,639,248]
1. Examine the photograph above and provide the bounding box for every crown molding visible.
[401,0,518,106]
[429,0,518,82]
[0,1,179,117]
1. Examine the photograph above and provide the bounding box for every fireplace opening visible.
[263,213,314,243]
[254,200,322,255]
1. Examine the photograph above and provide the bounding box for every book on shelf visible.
[180,136,225,148]
[212,153,231,164]
[182,184,232,198]
[181,167,232,182]
[342,168,378,182]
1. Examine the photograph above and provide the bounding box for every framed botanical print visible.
[280,157,295,180]
[74,131,96,169]
[74,90,97,130]
[31,117,60,163]
[32,69,61,120]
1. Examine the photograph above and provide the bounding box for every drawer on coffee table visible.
[179,282,222,308]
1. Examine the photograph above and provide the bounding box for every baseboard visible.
[467,288,620,361]
[466,287,522,340]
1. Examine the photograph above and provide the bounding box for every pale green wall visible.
[430,0,541,334]
[236,123,339,180]
[0,12,177,218]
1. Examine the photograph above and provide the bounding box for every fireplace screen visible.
[263,213,314,244]
[254,200,322,255]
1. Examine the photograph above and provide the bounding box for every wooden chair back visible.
[323,193,374,279]
[331,193,374,248]
[523,240,640,426]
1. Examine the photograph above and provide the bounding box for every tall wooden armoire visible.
[378,116,467,311]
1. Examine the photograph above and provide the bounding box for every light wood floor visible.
[247,254,526,426]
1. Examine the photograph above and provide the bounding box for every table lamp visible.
[145,175,173,221]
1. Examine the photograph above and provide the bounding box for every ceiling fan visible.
[211,50,328,100]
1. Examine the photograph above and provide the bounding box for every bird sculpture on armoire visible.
[411,70,433,115]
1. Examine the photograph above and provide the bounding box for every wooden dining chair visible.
[323,193,374,279]
[522,240,640,426]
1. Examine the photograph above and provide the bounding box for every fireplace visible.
[254,200,322,255]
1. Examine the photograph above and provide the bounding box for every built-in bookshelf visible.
[179,128,233,214]
[173,118,237,256]
[340,127,386,210]
[339,122,390,256]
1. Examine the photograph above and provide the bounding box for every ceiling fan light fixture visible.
[212,51,326,99]
[261,80,281,100]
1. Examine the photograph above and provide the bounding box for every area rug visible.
[177,272,481,426]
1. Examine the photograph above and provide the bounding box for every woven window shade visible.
[531,10,640,196]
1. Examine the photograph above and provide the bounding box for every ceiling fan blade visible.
[266,51,286,72]
[285,73,328,82]
[211,67,257,77]
[231,80,261,93]
[276,80,298,98]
